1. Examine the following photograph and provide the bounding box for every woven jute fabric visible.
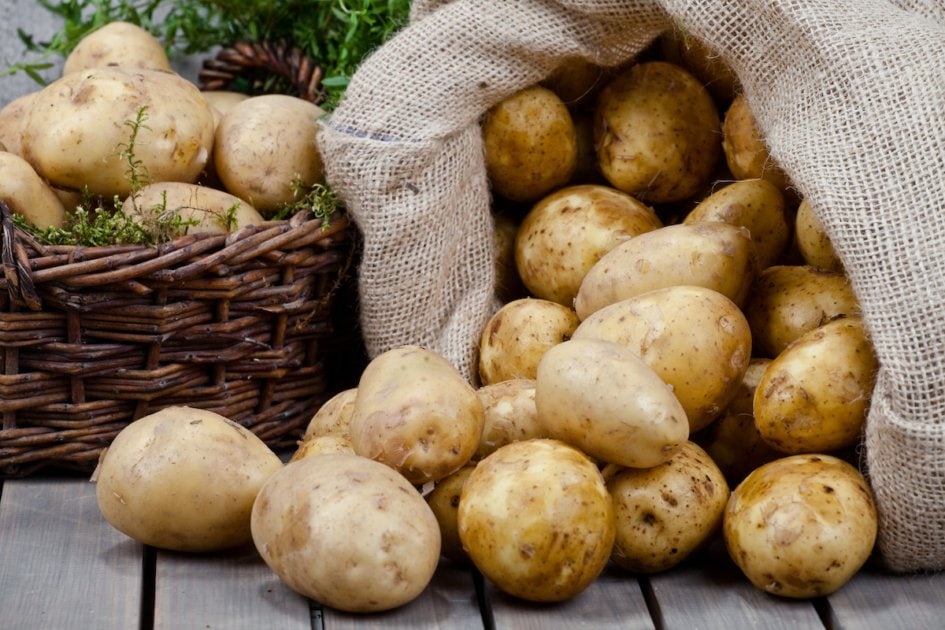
[318,0,945,572]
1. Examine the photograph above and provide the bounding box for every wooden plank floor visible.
[1,474,943,630]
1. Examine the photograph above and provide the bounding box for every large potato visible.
[458,439,615,602]
[482,85,577,202]
[574,285,752,432]
[22,67,214,197]
[251,453,441,612]
[62,21,172,75]
[122,181,265,236]
[595,61,721,203]
[0,151,67,229]
[535,338,688,468]
[514,184,662,306]
[724,454,878,598]
[94,406,283,552]
[753,316,878,454]
[574,222,755,320]
[349,345,483,485]
[475,378,543,460]
[722,93,791,191]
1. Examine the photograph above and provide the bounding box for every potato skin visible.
[302,387,358,441]
[0,92,37,157]
[724,454,877,598]
[426,464,476,563]
[475,378,542,460]
[795,199,843,272]
[722,93,790,191]
[62,21,172,75]
[251,453,441,613]
[123,181,264,236]
[0,151,66,229]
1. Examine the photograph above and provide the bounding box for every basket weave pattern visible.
[0,205,353,477]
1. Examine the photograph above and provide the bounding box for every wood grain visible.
[823,563,945,630]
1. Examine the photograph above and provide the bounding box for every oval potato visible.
[0,91,37,157]
[795,198,843,272]
[123,181,264,236]
[63,21,172,75]
[0,151,67,229]
[302,387,358,441]
[475,378,542,460]
[722,93,790,191]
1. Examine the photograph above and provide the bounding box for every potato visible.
[458,439,615,602]
[482,85,577,202]
[535,338,688,468]
[302,387,358,441]
[724,454,878,598]
[251,453,441,612]
[722,93,791,191]
[795,198,843,272]
[478,297,579,384]
[350,345,483,485]
[22,67,214,198]
[514,184,662,306]
[595,61,721,203]
[0,151,67,229]
[0,91,37,156]
[574,222,755,320]
[608,441,730,573]
[541,57,607,108]
[475,378,542,459]
[63,21,172,75]
[658,29,740,105]
[215,94,325,214]
[574,285,752,432]
[744,265,861,358]
[426,464,475,563]
[683,178,791,269]
[289,434,355,462]
[493,210,527,302]
[753,316,878,454]
[200,90,251,119]
[122,181,265,236]
[94,406,283,552]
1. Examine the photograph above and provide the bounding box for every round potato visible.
[535,338,688,468]
[426,464,476,563]
[63,21,172,75]
[608,441,730,573]
[94,406,283,552]
[0,91,37,157]
[722,93,791,191]
[753,316,878,454]
[514,184,662,306]
[0,151,67,229]
[574,285,752,432]
[478,297,579,384]
[289,434,355,462]
[574,222,755,320]
[595,61,721,203]
[302,387,358,441]
[123,181,264,236]
[251,453,441,612]
[458,439,615,602]
[724,453,878,598]
[215,94,325,214]
[350,345,484,485]
[482,85,577,202]
[475,378,542,460]
[795,198,843,272]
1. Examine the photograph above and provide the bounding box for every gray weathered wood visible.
[824,564,945,630]
[0,476,143,630]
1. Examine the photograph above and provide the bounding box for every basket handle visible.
[198,40,326,104]
[0,201,41,310]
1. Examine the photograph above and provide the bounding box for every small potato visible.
[493,211,527,302]
[684,178,791,269]
[475,379,542,460]
[289,434,355,462]
[753,316,878,454]
[659,29,740,105]
[795,199,843,272]
[514,184,662,306]
[458,439,615,602]
[200,90,251,119]
[744,265,861,358]
[574,222,755,320]
[123,181,264,236]
[426,464,476,563]
[0,91,37,156]
[722,93,790,191]
[302,387,358,441]
[63,21,172,75]
[215,94,325,214]
[574,285,752,432]
[724,454,878,598]
[541,57,608,109]
[535,338,688,468]
[482,85,577,203]
[94,406,283,552]
[608,441,730,573]
[251,453,441,612]
[350,345,484,485]
[595,61,721,203]
[478,298,579,384]
[0,151,67,229]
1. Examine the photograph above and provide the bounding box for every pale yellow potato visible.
[753,316,878,454]
[200,90,251,118]
[0,91,37,157]
[123,181,264,236]
[744,264,861,358]
[350,345,484,485]
[482,85,577,202]
[475,378,542,460]
[595,61,721,203]
[215,94,325,214]
[251,453,441,613]
[574,222,755,320]
[724,453,878,598]
[684,178,791,269]
[608,441,730,573]
[289,434,355,462]
[302,387,358,441]
[478,297,579,384]
[426,464,476,563]
[63,21,172,75]
[458,439,615,602]
[795,198,843,272]
[722,93,791,191]
[0,151,66,229]
[573,285,752,433]
[22,67,214,198]
[535,338,688,468]
[94,406,283,552]
[514,184,662,306]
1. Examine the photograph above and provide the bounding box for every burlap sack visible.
[317,0,945,572]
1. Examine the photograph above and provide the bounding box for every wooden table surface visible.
[1,473,943,630]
